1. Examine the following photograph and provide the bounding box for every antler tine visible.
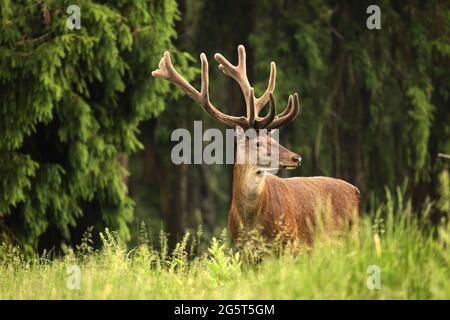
[152,51,248,128]
[255,62,276,113]
[215,45,276,122]
[215,45,252,103]
[152,51,200,102]
[277,95,293,119]
[248,88,255,127]
[254,92,276,129]
[267,93,300,130]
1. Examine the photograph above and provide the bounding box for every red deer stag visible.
[152,45,360,246]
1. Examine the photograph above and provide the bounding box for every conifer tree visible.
[0,0,187,251]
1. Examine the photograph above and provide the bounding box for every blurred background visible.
[0,0,449,253]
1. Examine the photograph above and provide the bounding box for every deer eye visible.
[256,142,260,148]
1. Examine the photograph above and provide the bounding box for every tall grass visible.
[0,188,449,299]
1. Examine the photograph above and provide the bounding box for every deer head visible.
[151,45,301,172]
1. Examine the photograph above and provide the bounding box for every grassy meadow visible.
[0,189,449,300]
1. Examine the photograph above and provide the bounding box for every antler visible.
[152,51,252,128]
[151,46,300,129]
[214,45,299,129]
[214,46,275,114]
[266,93,300,129]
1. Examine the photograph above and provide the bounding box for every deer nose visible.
[292,155,302,165]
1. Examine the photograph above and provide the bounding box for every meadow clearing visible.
[0,188,449,300]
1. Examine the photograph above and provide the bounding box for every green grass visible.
[0,189,449,300]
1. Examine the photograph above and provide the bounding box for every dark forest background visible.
[0,0,449,252]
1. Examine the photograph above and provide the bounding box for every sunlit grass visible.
[0,188,449,300]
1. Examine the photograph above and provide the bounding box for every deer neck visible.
[231,164,266,225]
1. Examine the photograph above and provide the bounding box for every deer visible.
[152,45,360,248]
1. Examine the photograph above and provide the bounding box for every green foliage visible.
[249,0,450,197]
[406,86,434,174]
[437,170,450,213]
[0,191,449,299]
[75,226,94,257]
[0,0,182,250]
[207,237,241,286]
[168,232,190,273]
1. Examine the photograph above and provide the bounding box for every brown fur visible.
[228,165,360,245]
